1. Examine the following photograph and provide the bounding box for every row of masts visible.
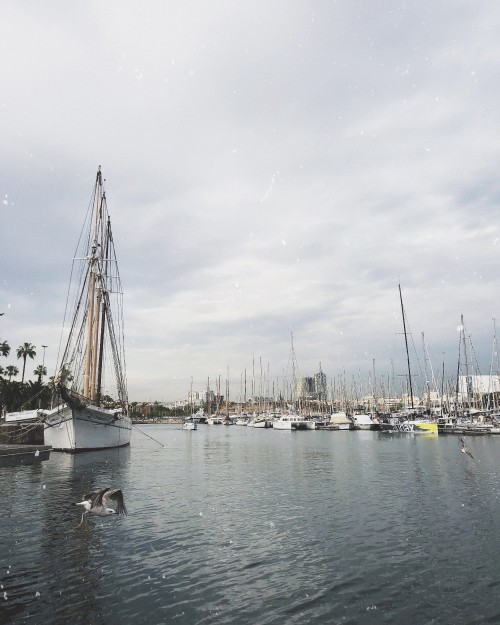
[191,361,500,416]
[189,288,500,416]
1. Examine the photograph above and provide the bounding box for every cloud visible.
[1,2,500,401]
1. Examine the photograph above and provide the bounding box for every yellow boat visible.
[395,420,438,434]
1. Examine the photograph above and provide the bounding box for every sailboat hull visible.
[44,404,132,452]
[380,420,438,435]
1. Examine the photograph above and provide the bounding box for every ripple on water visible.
[2,429,500,624]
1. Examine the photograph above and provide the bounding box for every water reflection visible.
[3,429,500,623]
[0,448,131,624]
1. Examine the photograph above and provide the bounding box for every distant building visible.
[457,375,500,410]
[295,366,328,401]
[314,368,327,401]
[295,377,314,399]
[458,374,500,397]
[187,389,215,407]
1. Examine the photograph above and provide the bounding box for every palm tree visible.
[34,365,47,383]
[0,340,10,358]
[5,365,19,381]
[16,343,36,383]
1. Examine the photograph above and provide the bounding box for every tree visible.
[34,365,47,383]
[16,342,36,383]
[21,380,52,410]
[0,340,10,358]
[5,365,19,381]
[0,379,24,413]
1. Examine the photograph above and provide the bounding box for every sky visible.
[1,1,500,403]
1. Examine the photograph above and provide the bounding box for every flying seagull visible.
[73,488,128,527]
[461,437,474,460]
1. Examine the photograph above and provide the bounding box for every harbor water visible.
[1,425,500,624]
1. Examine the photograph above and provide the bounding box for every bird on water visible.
[73,488,128,527]
[461,437,474,460]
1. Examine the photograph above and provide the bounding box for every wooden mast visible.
[90,193,105,400]
[95,214,111,406]
[83,168,102,399]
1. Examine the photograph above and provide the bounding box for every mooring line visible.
[131,423,166,447]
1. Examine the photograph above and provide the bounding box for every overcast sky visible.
[1,1,500,402]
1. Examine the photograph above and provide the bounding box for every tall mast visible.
[90,190,106,400]
[372,358,377,413]
[239,371,243,415]
[455,334,462,417]
[226,365,229,417]
[399,284,414,410]
[252,355,255,403]
[83,256,96,398]
[83,168,103,399]
[489,319,500,411]
[244,368,247,407]
[441,355,445,416]
[218,374,221,413]
[290,331,301,411]
[460,315,471,412]
[95,215,111,405]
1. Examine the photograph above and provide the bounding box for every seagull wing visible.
[82,488,107,504]
[102,488,128,515]
[460,438,474,460]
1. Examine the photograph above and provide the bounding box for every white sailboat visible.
[380,285,437,435]
[43,167,132,452]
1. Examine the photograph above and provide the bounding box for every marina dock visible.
[0,444,52,467]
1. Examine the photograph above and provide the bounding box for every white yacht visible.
[206,415,224,425]
[351,414,380,430]
[273,414,316,430]
[328,412,353,430]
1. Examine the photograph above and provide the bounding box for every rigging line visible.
[6,421,43,439]
[56,256,78,375]
[18,385,48,411]
[60,265,91,369]
[130,423,166,448]
[56,185,96,374]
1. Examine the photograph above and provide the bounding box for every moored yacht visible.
[206,414,224,425]
[380,412,438,434]
[273,414,316,430]
[328,412,353,430]
[351,413,380,430]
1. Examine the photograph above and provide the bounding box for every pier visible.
[0,443,51,467]
[0,423,50,466]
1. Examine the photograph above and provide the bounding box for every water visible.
[1,426,500,625]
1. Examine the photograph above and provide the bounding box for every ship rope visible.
[130,423,166,447]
